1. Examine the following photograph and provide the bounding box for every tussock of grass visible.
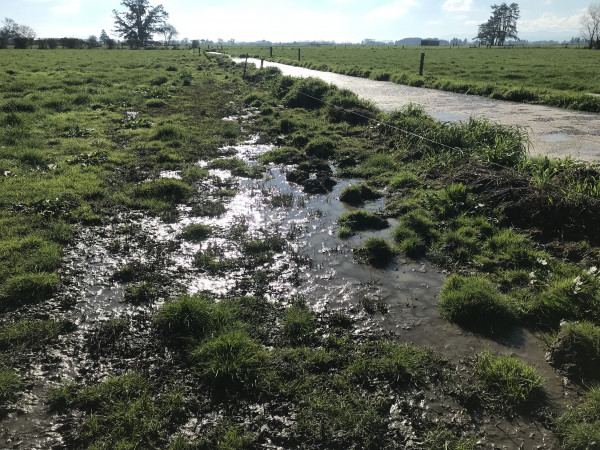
[180,224,212,242]
[190,330,266,388]
[475,351,543,406]
[337,209,388,232]
[154,295,236,341]
[339,183,379,206]
[0,369,22,404]
[556,386,600,449]
[354,237,395,267]
[549,321,600,380]
[282,303,316,345]
[439,275,517,332]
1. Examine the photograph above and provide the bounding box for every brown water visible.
[233,56,600,163]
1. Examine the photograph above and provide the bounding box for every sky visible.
[1,0,593,43]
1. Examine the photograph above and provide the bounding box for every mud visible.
[232,57,600,163]
[1,132,574,449]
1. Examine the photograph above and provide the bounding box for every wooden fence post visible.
[298,48,301,61]
[419,53,425,76]
[261,58,264,69]
[270,46,272,57]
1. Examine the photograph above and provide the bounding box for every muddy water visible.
[1,135,570,449]
[233,57,600,163]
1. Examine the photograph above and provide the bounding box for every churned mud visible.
[233,57,600,163]
[1,128,574,448]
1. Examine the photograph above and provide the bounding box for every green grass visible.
[549,321,600,381]
[556,386,600,449]
[180,223,212,242]
[225,45,600,112]
[475,351,543,406]
[282,303,316,345]
[337,209,388,232]
[439,275,518,332]
[0,369,22,404]
[354,237,395,267]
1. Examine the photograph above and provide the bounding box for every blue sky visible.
[3,0,592,42]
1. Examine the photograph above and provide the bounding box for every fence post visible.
[243,56,248,78]
[261,58,264,69]
[270,46,272,57]
[419,53,425,76]
[298,48,301,61]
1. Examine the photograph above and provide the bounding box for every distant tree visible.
[99,29,110,46]
[191,39,199,49]
[106,38,117,49]
[13,25,36,49]
[159,23,178,46]
[0,18,18,48]
[181,37,189,47]
[476,3,520,46]
[113,0,168,48]
[581,2,600,49]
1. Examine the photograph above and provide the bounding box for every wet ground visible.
[1,130,574,448]
[232,57,600,163]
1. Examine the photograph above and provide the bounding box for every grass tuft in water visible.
[475,351,543,406]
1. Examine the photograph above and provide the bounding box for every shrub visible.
[475,351,543,406]
[439,275,517,332]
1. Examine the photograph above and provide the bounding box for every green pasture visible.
[225,44,600,111]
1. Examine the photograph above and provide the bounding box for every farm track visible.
[234,57,600,163]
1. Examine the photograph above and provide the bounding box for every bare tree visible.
[581,2,600,49]
[159,23,178,46]
[113,0,168,48]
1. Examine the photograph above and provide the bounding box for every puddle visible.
[539,133,572,143]
[1,133,571,448]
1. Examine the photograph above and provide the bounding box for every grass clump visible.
[48,373,184,449]
[190,330,266,388]
[337,209,388,232]
[305,137,335,159]
[282,303,316,345]
[123,281,159,304]
[259,146,303,165]
[339,183,379,206]
[0,272,59,310]
[424,428,475,450]
[556,386,600,449]
[388,171,421,190]
[354,237,395,267]
[346,341,442,387]
[130,178,192,209]
[282,77,331,109]
[152,124,183,141]
[439,275,517,332]
[154,295,236,341]
[549,321,600,381]
[0,319,62,349]
[475,351,542,406]
[180,224,212,242]
[0,369,22,404]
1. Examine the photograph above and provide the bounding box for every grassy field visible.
[1,48,600,448]
[224,45,600,112]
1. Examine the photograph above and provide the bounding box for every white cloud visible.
[520,12,584,33]
[51,0,80,14]
[365,0,417,23]
[442,0,472,13]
